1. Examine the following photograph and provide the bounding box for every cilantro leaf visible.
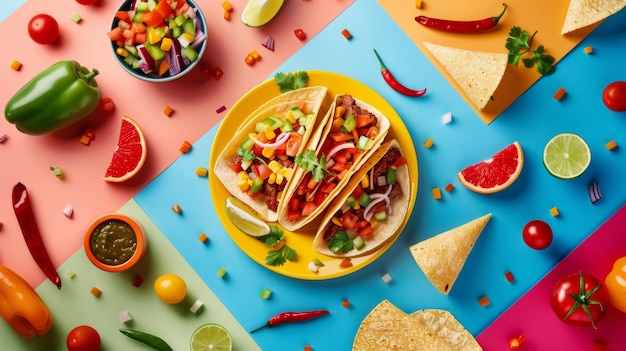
[256,225,297,266]
[328,231,355,254]
[295,150,329,182]
[237,148,255,162]
[505,26,555,75]
[274,71,310,93]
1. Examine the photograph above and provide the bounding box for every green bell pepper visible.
[4,60,101,135]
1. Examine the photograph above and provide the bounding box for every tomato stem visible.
[563,271,604,329]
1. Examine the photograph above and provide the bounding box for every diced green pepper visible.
[352,236,365,250]
[182,19,196,35]
[356,135,374,150]
[342,114,357,132]
[346,195,358,208]
[357,192,371,207]
[182,45,198,61]
[146,44,165,61]
[251,177,263,193]
[280,118,294,132]
[386,166,397,185]
[239,136,255,151]
[374,211,388,222]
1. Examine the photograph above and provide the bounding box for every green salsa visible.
[90,219,137,265]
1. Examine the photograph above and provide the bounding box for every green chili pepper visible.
[4,60,101,135]
[119,328,173,351]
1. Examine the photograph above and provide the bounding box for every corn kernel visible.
[237,180,250,191]
[605,140,618,151]
[262,147,275,159]
[161,37,173,51]
[181,32,195,43]
[280,168,292,178]
[268,173,277,185]
[221,1,233,12]
[264,125,276,140]
[415,0,422,8]
[80,134,92,145]
[250,50,261,60]
[116,47,130,57]
[10,60,22,71]
[196,167,208,177]
[360,175,369,188]
[223,11,230,20]
[370,217,378,228]
[238,171,249,180]
[268,161,281,173]
[286,110,297,124]
[332,217,342,226]
[275,173,284,185]
[584,46,594,54]
[423,138,434,148]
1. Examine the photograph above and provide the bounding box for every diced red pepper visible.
[330,132,355,143]
[115,11,130,22]
[321,182,336,194]
[141,10,164,28]
[394,156,407,167]
[301,202,317,216]
[226,162,243,174]
[340,212,359,230]
[339,258,353,267]
[352,185,363,200]
[358,225,373,237]
[355,114,374,128]
[330,162,351,173]
[154,0,173,17]
[214,66,224,80]
[108,27,124,41]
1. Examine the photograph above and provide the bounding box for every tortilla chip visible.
[562,0,626,35]
[313,139,410,257]
[410,309,482,351]
[423,42,507,111]
[409,213,492,295]
[353,300,482,351]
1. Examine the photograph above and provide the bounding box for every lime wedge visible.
[241,0,285,27]
[190,323,232,351]
[543,133,591,179]
[225,196,270,237]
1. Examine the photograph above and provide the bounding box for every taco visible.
[213,86,330,222]
[278,94,391,231]
[313,139,410,257]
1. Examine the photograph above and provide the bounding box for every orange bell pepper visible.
[605,256,626,313]
[0,265,53,338]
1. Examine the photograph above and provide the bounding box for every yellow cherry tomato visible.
[605,256,626,313]
[153,273,187,304]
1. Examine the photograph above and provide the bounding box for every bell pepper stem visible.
[80,69,99,83]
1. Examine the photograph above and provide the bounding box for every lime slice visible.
[190,323,232,351]
[543,133,591,179]
[225,196,271,237]
[241,0,285,27]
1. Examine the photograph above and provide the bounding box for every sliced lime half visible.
[190,323,232,351]
[543,133,591,180]
[225,196,270,237]
[241,0,285,27]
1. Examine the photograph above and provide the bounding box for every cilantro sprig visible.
[256,225,297,266]
[328,231,354,254]
[295,150,331,182]
[274,71,310,93]
[505,26,555,75]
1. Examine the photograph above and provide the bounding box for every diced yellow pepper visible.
[116,47,130,57]
[181,32,195,43]
[335,105,346,118]
[10,60,22,71]
[238,171,249,180]
[264,124,276,140]
[332,217,342,226]
[262,147,275,159]
[286,110,297,124]
[221,1,233,12]
[360,174,369,189]
[161,37,173,51]
[370,218,379,228]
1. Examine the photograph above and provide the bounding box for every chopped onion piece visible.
[251,132,290,149]
[377,175,387,187]
[327,142,355,159]
[589,181,602,204]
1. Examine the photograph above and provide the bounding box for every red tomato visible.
[550,271,609,328]
[28,14,59,45]
[75,0,99,4]
[66,325,101,351]
[286,132,302,157]
[603,81,626,112]
[522,219,553,250]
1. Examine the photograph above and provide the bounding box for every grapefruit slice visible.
[103,116,147,182]
[457,141,523,194]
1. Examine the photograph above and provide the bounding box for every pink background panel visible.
[0,0,354,288]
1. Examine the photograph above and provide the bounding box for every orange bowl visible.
[84,214,147,272]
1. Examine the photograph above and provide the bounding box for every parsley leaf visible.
[328,231,354,254]
[256,225,297,266]
[295,150,330,182]
[505,26,555,75]
[274,71,310,93]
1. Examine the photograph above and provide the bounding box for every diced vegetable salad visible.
[108,0,206,78]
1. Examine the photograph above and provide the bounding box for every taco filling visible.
[227,103,316,212]
[322,145,407,254]
[286,95,381,222]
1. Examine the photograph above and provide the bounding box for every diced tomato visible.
[339,212,359,230]
[297,173,312,195]
[330,162,351,173]
[336,169,349,181]
[286,132,302,157]
[339,258,353,267]
[314,188,327,206]
[371,202,387,214]
[108,27,124,41]
[355,220,369,229]
[333,149,353,164]
[141,10,164,27]
[130,22,147,33]
[252,143,264,157]
[154,0,173,17]
[321,182,336,194]
[289,197,301,212]
[301,202,317,216]
[226,162,243,174]
[330,132,355,143]
[253,163,272,180]
[135,32,147,44]
[394,156,407,167]
[115,11,130,22]
[365,126,379,139]
[287,209,301,221]
[356,114,374,128]
[358,225,373,237]
[352,185,363,199]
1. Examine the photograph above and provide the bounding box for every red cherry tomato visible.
[522,219,553,250]
[603,81,626,112]
[66,325,101,351]
[75,0,99,4]
[294,29,306,40]
[28,14,59,45]
[550,271,609,328]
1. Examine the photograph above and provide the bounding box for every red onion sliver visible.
[251,132,290,149]
[327,142,355,159]
[589,181,602,204]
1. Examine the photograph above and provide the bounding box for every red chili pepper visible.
[250,309,329,332]
[12,183,62,289]
[373,49,426,97]
[415,3,507,32]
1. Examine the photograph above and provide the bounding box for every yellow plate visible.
[209,71,418,280]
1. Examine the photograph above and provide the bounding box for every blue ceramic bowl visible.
[110,0,207,82]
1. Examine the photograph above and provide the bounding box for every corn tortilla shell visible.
[409,213,492,295]
[562,0,626,35]
[213,86,330,222]
[313,139,410,257]
[278,94,390,231]
[353,300,482,351]
[423,42,507,111]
